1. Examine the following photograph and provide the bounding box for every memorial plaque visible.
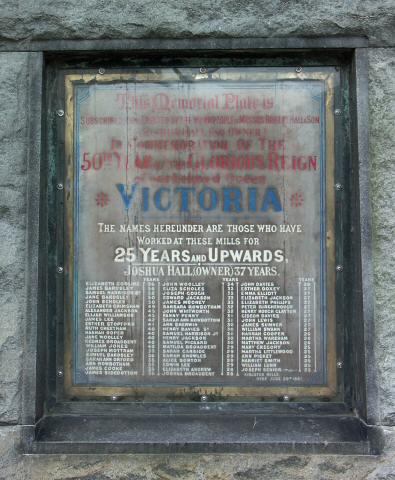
[64,67,336,398]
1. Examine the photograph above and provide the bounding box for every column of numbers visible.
[225,281,235,376]
[302,280,313,373]
[146,280,157,376]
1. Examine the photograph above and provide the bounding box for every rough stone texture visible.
[0,53,29,424]
[369,48,395,427]
[0,426,24,479]
[0,1,393,47]
[383,428,395,455]
[20,454,391,480]
[0,426,394,480]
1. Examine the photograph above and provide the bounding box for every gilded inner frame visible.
[63,67,336,399]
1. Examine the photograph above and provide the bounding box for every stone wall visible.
[369,48,395,426]
[0,2,394,478]
[0,1,394,46]
[0,53,29,425]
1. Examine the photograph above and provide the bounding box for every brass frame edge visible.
[63,69,338,399]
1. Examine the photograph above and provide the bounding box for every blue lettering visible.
[142,187,149,211]
[223,188,242,212]
[199,188,218,211]
[116,183,138,211]
[248,187,257,211]
[154,188,171,211]
[175,187,195,212]
[261,187,282,212]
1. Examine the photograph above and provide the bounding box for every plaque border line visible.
[64,68,337,398]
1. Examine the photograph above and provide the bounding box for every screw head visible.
[200,394,208,402]
[199,67,207,74]
[57,370,64,377]
[57,183,64,190]
[336,265,343,272]
[110,395,119,401]
[335,109,342,116]
[98,67,105,75]
[57,266,64,274]
[337,361,343,369]
[56,109,64,117]
[283,395,290,402]
[295,66,302,73]
[335,183,343,191]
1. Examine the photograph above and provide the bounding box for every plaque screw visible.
[200,394,208,402]
[57,370,64,377]
[283,395,291,402]
[199,67,207,74]
[336,265,343,272]
[110,395,119,401]
[56,109,64,117]
[335,109,342,116]
[335,183,343,191]
[57,183,64,190]
[295,66,302,73]
[98,67,105,75]
[57,266,64,274]
[337,361,343,369]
